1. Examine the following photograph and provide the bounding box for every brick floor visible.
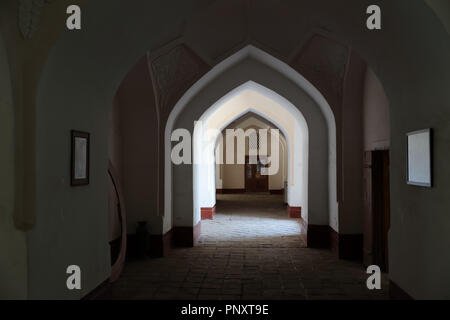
[199,194,306,248]
[97,194,389,300]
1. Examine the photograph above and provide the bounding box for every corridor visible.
[97,194,388,300]
[3,0,449,301]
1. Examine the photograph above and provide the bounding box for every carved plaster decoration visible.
[18,0,53,40]
[150,44,209,120]
[290,34,349,107]
[147,44,209,218]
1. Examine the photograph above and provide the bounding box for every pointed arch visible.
[165,45,338,237]
[192,82,307,225]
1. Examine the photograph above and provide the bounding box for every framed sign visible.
[71,130,90,186]
[406,128,432,187]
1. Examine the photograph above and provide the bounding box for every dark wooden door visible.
[363,152,374,268]
[379,151,390,272]
[363,150,390,272]
[245,156,268,192]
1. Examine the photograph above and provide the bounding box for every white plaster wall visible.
[193,121,217,212]
[24,0,193,298]
[0,33,28,300]
[215,162,223,189]
[30,78,112,299]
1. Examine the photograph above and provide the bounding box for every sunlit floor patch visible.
[199,194,306,247]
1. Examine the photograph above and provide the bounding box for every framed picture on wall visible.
[406,128,432,187]
[71,130,90,186]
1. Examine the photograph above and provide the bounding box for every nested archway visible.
[193,81,307,224]
[165,46,338,244]
[214,112,289,196]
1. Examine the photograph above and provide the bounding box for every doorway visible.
[244,156,269,193]
[363,150,390,272]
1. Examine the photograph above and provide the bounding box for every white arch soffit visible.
[196,84,304,202]
[199,82,305,133]
[191,88,307,224]
[199,102,297,183]
[210,108,289,185]
[165,45,338,228]
[205,102,296,152]
[199,85,298,150]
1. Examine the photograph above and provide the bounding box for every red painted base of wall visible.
[201,206,216,220]
[287,206,301,218]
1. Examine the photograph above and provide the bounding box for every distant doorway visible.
[244,156,269,192]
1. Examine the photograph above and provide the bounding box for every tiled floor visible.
[97,194,389,300]
[199,194,306,248]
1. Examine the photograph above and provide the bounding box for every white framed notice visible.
[406,129,432,187]
[71,130,90,186]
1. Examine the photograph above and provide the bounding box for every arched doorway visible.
[200,111,302,247]
[165,47,337,247]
